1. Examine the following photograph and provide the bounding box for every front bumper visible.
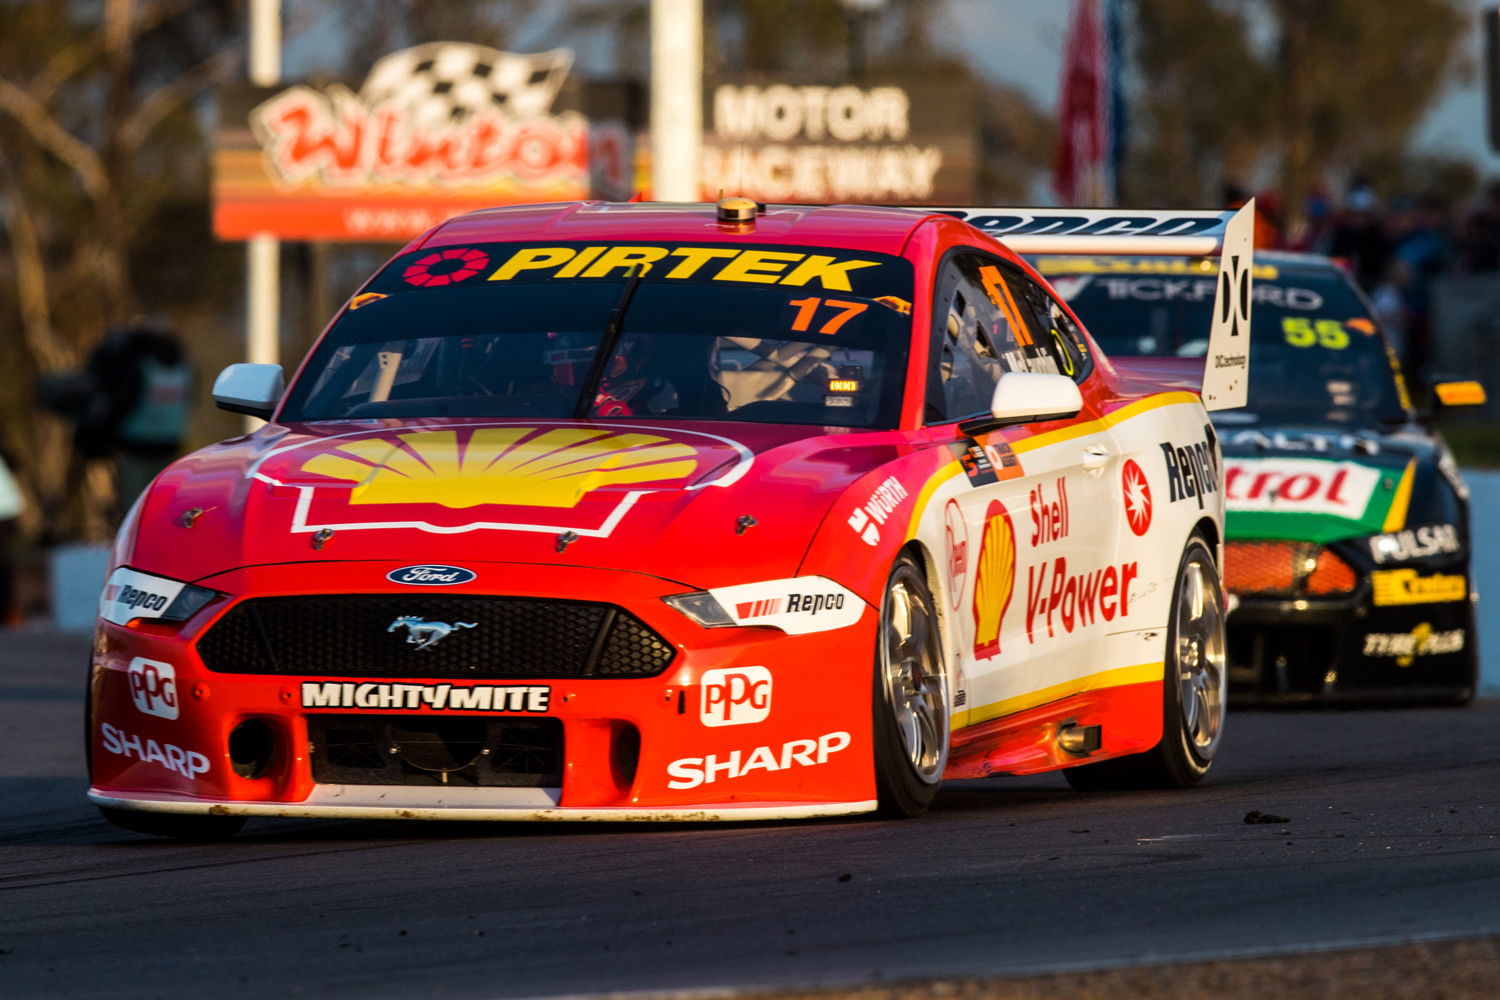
[1226,579,1477,704]
[88,561,879,821]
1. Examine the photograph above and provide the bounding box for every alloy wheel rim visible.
[882,568,948,782]
[1175,552,1226,759]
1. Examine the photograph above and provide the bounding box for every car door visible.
[929,250,1114,729]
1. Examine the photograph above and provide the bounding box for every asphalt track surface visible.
[3,630,1498,999]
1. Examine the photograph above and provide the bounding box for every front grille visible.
[197,595,676,678]
[1224,540,1357,598]
[308,714,563,786]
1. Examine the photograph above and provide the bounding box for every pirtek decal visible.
[1161,425,1219,509]
[1026,558,1138,643]
[486,245,882,291]
[666,731,852,790]
[1370,570,1467,607]
[301,682,550,713]
[99,723,209,779]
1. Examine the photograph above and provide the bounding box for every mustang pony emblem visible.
[387,616,476,651]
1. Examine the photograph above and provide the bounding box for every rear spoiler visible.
[931,203,1256,410]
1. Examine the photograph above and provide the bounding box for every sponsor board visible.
[99,568,185,626]
[1363,624,1465,667]
[707,577,864,635]
[387,564,479,585]
[99,723,209,779]
[700,667,772,727]
[971,501,1016,660]
[847,476,910,546]
[1224,458,1380,518]
[1121,459,1153,536]
[127,657,179,721]
[1160,427,1219,510]
[666,731,852,790]
[1368,524,1460,565]
[301,682,550,713]
[1026,557,1138,643]
[1370,570,1467,607]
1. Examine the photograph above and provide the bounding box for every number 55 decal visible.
[1282,317,1350,350]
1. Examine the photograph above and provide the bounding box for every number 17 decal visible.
[788,296,868,335]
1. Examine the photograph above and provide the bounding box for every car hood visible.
[123,418,909,591]
[1211,419,1451,544]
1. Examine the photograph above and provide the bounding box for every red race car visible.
[89,198,1253,836]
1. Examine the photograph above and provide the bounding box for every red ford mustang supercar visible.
[89,198,1255,837]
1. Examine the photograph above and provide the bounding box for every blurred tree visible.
[0,0,242,539]
[1126,0,1470,222]
[1124,0,1274,206]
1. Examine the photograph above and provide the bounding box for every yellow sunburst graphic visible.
[971,500,1016,660]
[299,427,700,509]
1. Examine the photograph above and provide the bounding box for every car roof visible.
[419,201,938,257]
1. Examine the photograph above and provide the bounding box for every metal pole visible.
[245,0,281,428]
[650,0,702,202]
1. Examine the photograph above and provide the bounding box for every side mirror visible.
[959,371,1084,436]
[1429,377,1487,410]
[213,363,285,419]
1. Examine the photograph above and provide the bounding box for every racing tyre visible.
[874,554,950,817]
[98,806,246,841]
[1064,532,1225,791]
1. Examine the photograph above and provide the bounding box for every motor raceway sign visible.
[699,80,975,204]
[214,43,634,241]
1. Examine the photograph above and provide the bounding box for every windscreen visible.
[1031,255,1409,425]
[279,241,915,429]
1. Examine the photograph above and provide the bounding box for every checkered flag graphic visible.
[359,43,573,127]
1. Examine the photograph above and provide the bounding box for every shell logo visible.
[971,500,1016,660]
[300,427,700,509]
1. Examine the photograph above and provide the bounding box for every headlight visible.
[99,567,218,626]
[661,591,736,628]
[662,576,865,635]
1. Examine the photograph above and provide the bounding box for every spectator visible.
[1326,185,1391,293]
[42,320,193,524]
[1454,179,1500,273]
[0,448,22,626]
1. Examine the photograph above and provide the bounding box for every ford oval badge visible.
[387,564,477,586]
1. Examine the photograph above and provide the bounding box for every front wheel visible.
[1065,532,1226,790]
[874,554,950,817]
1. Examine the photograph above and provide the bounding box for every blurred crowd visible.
[1229,179,1500,385]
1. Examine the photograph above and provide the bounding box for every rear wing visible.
[932,204,1256,410]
